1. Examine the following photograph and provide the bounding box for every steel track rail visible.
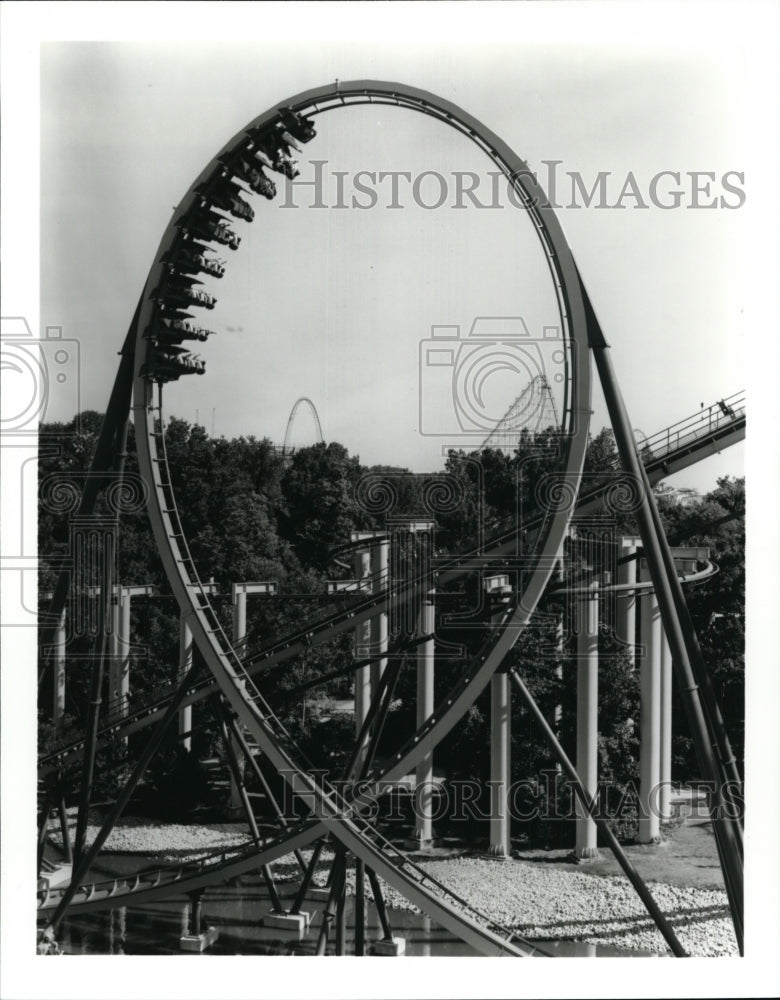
[127,81,591,955]
[45,82,591,955]
[38,402,740,777]
[37,813,548,956]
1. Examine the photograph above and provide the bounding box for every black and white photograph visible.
[1,2,779,997]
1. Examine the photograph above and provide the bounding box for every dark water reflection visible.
[53,889,654,957]
[50,856,656,957]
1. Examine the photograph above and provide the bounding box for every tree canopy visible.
[38,413,744,837]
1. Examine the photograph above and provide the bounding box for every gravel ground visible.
[49,817,737,956]
[50,815,252,861]
[365,855,738,957]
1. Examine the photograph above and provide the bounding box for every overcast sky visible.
[3,6,780,999]
[31,24,754,491]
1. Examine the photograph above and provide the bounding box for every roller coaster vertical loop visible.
[43,81,742,958]
[119,80,594,954]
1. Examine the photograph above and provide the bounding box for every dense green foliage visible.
[38,414,744,843]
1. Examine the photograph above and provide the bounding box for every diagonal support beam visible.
[43,656,204,940]
[580,274,743,952]
[508,667,687,957]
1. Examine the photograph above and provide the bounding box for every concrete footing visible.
[179,926,219,952]
[571,847,601,863]
[261,910,311,936]
[220,806,246,821]
[484,844,511,861]
[402,834,436,853]
[373,936,406,956]
[305,886,331,902]
[38,863,72,891]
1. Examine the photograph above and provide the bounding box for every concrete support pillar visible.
[109,592,120,711]
[110,906,126,955]
[229,582,275,807]
[177,582,219,752]
[80,583,154,744]
[574,581,600,860]
[233,589,247,658]
[403,521,436,851]
[659,632,673,821]
[411,580,435,849]
[108,590,129,751]
[553,551,565,735]
[487,670,511,858]
[53,607,66,729]
[230,593,247,811]
[103,584,153,727]
[350,531,390,723]
[370,536,389,694]
[638,565,662,844]
[180,891,218,952]
[179,616,194,753]
[352,545,372,762]
[617,536,640,667]
[118,590,131,714]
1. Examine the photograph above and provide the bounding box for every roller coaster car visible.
[205,179,256,223]
[152,315,214,343]
[279,108,317,143]
[171,245,226,279]
[232,157,277,200]
[183,209,241,251]
[145,346,206,381]
[160,279,217,311]
[251,129,301,179]
[274,149,300,180]
[279,130,302,153]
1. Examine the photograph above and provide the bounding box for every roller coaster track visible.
[37,812,549,956]
[641,391,745,478]
[40,81,743,956]
[38,391,743,778]
[282,396,324,453]
[40,560,721,930]
[38,81,592,956]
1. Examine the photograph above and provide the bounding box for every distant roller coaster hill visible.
[273,396,325,456]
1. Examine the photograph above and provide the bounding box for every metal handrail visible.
[641,391,745,462]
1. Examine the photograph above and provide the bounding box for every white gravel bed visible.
[47,820,737,956]
[49,816,252,859]
[360,856,737,957]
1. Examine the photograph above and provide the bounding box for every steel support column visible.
[616,536,640,666]
[178,617,194,752]
[44,656,205,938]
[179,582,218,752]
[352,543,373,773]
[109,584,155,735]
[52,607,66,730]
[403,522,436,851]
[508,668,687,956]
[638,565,662,844]
[370,535,389,694]
[230,582,275,808]
[487,670,511,859]
[583,276,743,950]
[659,632,673,821]
[574,580,600,860]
